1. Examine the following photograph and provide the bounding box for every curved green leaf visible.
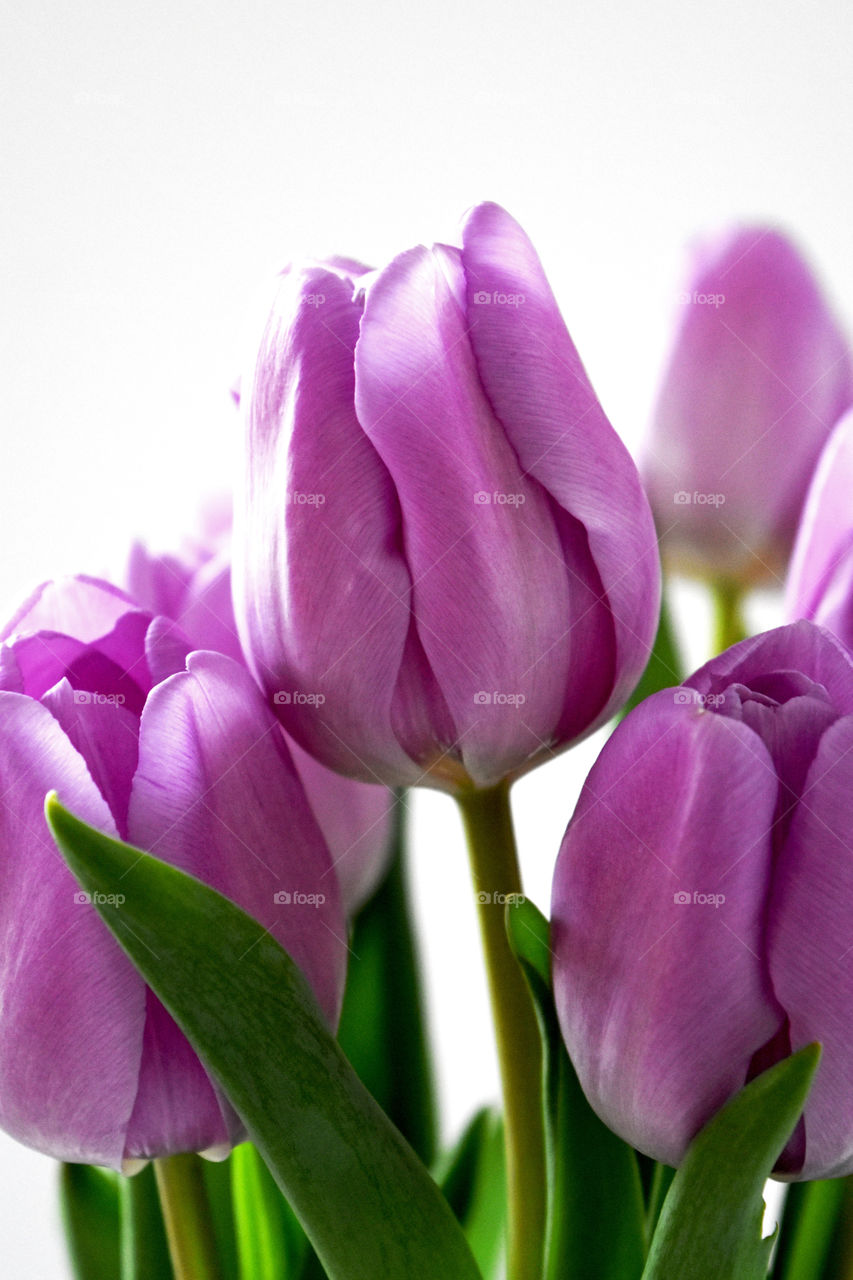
[46,795,481,1280]
[772,1179,846,1279]
[506,898,646,1280]
[59,1163,121,1280]
[644,1045,821,1280]
[435,1108,506,1279]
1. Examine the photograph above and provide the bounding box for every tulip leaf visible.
[231,1142,308,1280]
[59,1163,121,1280]
[771,1178,847,1280]
[434,1108,506,1279]
[120,1162,175,1280]
[46,795,481,1280]
[643,1044,821,1280]
[506,898,646,1280]
[337,795,438,1164]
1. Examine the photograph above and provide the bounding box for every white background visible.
[2,0,851,1271]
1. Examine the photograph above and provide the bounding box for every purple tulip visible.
[0,576,346,1169]
[552,621,853,1178]
[233,202,660,793]
[125,522,395,914]
[786,407,853,648]
[643,227,853,586]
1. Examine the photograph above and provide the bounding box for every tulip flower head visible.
[0,576,345,1168]
[643,227,853,587]
[234,202,660,794]
[126,519,395,915]
[786,406,853,649]
[552,621,853,1179]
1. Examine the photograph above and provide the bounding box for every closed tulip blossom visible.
[786,407,853,649]
[0,576,346,1169]
[552,621,853,1178]
[643,227,853,587]
[234,202,660,793]
[125,522,395,914]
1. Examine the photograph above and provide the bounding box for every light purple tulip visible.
[233,202,660,793]
[125,522,395,914]
[786,407,853,648]
[552,621,853,1179]
[643,227,853,586]
[0,576,346,1169]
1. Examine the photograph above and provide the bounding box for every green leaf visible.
[46,795,481,1280]
[120,1163,174,1280]
[59,1163,121,1280]
[643,1045,821,1280]
[435,1109,506,1279]
[231,1142,309,1280]
[336,795,437,1164]
[506,899,646,1280]
[200,1156,241,1280]
[772,1178,847,1280]
[622,588,683,716]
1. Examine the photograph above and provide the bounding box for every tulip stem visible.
[153,1154,223,1280]
[456,781,545,1280]
[712,578,748,653]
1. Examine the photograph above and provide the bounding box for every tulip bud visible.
[234,202,660,793]
[0,576,346,1169]
[786,406,853,648]
[643,228,853,586]
[125,516,395,915]
[552,620,853,1178]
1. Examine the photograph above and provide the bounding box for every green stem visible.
[711,578,748,654]
[153,1154,223,1280]
[456,782,545,1280]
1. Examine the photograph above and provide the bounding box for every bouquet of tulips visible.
[4,202,853,1280]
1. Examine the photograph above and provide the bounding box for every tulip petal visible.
[0,693,143,1167]
[686,620,853,716]
[768,715,853,1177]
[235,266,418,785]
[460,203,659,729]
[552,691,781,1166]
[0,576,137,644]
[356,242,575,787]
[287,734,395,915]
[128,650,347,1029]
[41,678,140,838]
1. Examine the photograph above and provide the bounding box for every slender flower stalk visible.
[712,579,748,653]
[457,783,545,1280]
[154,1155,224,1280]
